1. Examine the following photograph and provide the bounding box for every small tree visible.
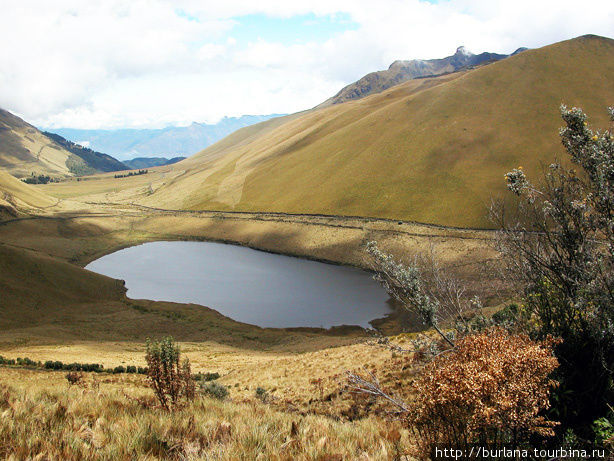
[145,337,195,410]
[65,371,84,387]
[366,241,478,348]
[495,105,614,438]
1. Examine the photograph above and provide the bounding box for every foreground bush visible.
[145,337,195,410]
[498,105,614,438]
[409,328,559,458]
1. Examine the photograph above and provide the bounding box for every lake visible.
[85,241,392,328]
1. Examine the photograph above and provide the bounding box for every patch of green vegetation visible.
[66,153,97,176]
[127,303,186,321]
[200,381,229,400]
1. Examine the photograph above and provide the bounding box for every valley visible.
[1,30,612,459]
[0,33,606,401]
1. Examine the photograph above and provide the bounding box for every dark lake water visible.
[85,241,392,328]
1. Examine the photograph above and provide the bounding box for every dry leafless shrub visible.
[366,241,489,352]
[65,371,85,387]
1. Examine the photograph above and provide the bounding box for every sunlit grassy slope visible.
[143,35,614,228]
[0,367,404,460]
[0,108,78,178]
[0,108,127,179]
[0,170,57,216]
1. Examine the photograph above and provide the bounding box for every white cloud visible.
[0,0,613,128]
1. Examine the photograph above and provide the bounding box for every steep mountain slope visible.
[320,46,518,106]
[0,108,126,178]
[43,132,127,174]
[0,108,78,178]
[51,114,285,159]
[141,35,614,228]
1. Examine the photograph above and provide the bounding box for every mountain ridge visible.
[319,45,522,106]
[139,34,614,228]
[43,131,128,174]
[50,114,285,160]
[123,156,186,169]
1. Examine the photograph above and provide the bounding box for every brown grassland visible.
[0,367,407,460]
[0,169,500,458]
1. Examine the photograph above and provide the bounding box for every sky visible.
[1,0,613,129]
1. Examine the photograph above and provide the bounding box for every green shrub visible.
[45,361,63,370]
[145,337,195,410]
[200,382,229,400]
[195,372,220,382]
[491,303,520,326]
[593,412,614,448]
[0,356,15,366]
[255,387,269,403]
[499,105,614,439]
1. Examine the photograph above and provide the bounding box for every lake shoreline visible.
[86,240,394,330]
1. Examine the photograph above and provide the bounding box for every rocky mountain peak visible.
[455,46,473,56]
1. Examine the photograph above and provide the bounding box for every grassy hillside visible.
[0,170,57,216]
[0,108,77,178]
[142,35,614,228]
[43,131,128,174]
[0,368,397,460]
[0,108,127,179]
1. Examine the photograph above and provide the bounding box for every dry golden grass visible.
[0,171,58,211]
[0,336,421,417]
[37,165,181,201]
[0,367,407,460]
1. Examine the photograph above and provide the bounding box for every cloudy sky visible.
[1,0,613,129]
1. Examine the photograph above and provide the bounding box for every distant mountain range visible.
[49,115,285,160]
[0,109,285,178]
[319,46,527,106]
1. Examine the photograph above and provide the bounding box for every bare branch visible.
[346,370,410,414]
